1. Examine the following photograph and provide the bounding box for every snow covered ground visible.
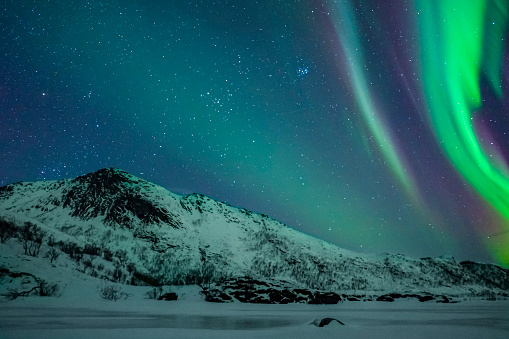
[1,239,508,339]
[1,283,508,339]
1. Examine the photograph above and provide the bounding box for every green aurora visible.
[417,0,509,264]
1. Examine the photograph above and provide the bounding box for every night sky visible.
[1,0,509,266]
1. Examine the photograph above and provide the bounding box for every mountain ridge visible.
[1,168,508,298]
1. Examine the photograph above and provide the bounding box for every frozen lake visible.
[1,299,508,338]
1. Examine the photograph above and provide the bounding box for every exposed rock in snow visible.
[311,317,345,327]
[203,277,342,304]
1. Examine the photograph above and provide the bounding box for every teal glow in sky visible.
[1,0,508,266]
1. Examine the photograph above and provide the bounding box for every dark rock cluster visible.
[203,277,342,304]
[376,293,452,303]
[158,292,178,301]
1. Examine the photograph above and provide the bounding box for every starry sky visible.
[1,0,509,266]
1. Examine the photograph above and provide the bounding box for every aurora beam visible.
[330,1,421,203]
[416,0,509,264]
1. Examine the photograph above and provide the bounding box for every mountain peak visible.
[61,168,179,227]
[73,167,135,187]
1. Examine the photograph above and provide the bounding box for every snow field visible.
[1,289,508,339]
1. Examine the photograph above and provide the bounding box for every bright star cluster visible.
[1,0,508,266]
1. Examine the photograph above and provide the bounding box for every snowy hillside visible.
[1,168,508,298]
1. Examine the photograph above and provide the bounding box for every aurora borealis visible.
[417,0,509,264]
[1,1,508,266]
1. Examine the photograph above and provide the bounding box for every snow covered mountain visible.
[1,168,508,298]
